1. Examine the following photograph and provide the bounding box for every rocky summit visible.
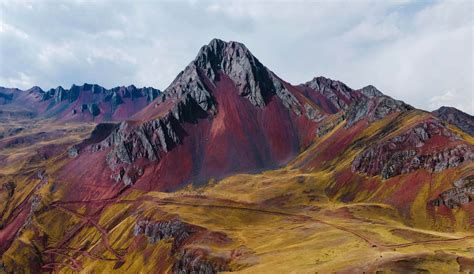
[1,39,474,273]
[433,106,474,136]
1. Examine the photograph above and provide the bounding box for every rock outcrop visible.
[100,115,180,162]
[352,119,473,179]
[358,85,384,99]
[165,64,216,114]
[303,76,355,112]
[432,176,474,208]
[172,249,229,274]
[345,95,413,128]
[432,106,474,136]
[133,218,195,250]
[92,112,183,185]
[165,39,305,117]
[67,145,79,158]
[133,217,230,273]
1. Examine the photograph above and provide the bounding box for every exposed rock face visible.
[133,218,195,250]
[195,39,269,107]
[133,217,230,273]
[172,249,229,274]
[77,103,101,117]
[100,114,180,163]
[165,39,304,117]
[432,176,474,208]
[67,145,79,158]
[432,106,474,136]
[358,85,384,98]
[303,76,356,112]
[352,119,474,179]
[165,65,217,114]
[42,84,160,106]
[111,165,143,186]
[301,78,394,124]
[64,123,117,159]
[345,95,413,128]
[92,112,183,185]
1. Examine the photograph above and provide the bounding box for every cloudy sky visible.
[0,0,473,114]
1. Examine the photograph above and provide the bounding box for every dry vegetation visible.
[1,112,474,273]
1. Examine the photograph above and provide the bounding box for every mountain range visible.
[1,39,473,273]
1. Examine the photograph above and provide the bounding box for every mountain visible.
[60,39,411,195]
[1,39,473,273]
[0,84,161,121]
[432,106,474,136]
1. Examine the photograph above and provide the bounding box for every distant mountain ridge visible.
[0,84,161,121]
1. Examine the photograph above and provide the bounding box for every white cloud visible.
[38,43,77,66]
[0,72,33,88]
[429,90,474,114]
[0,21,29,39]
[0,0,472,114]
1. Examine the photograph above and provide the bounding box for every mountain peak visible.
[195,38,251,65]
[304,76,352,98]
[27,86,44,94]
[193,38,272,107]
[359,85,384,98]
[206,38,247,50]
[162,38,302,113]
[433,106,474,136]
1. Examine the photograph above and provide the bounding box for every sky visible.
[0,0,473,114]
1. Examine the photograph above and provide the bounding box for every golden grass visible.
[2,111,474,272]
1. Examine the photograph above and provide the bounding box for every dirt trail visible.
[145,197,474,249]
[52,204,124,261]
[43,194,474,271]
[0,175,49,254]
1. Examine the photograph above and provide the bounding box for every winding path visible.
[40,194,474,271]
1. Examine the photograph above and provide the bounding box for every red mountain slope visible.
[59,39,395,199]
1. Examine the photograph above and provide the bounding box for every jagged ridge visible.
[433,106,474,136]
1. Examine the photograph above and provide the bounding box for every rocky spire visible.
[359,85,384,98]
[164,38,303,115]
[193,38,273,107]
